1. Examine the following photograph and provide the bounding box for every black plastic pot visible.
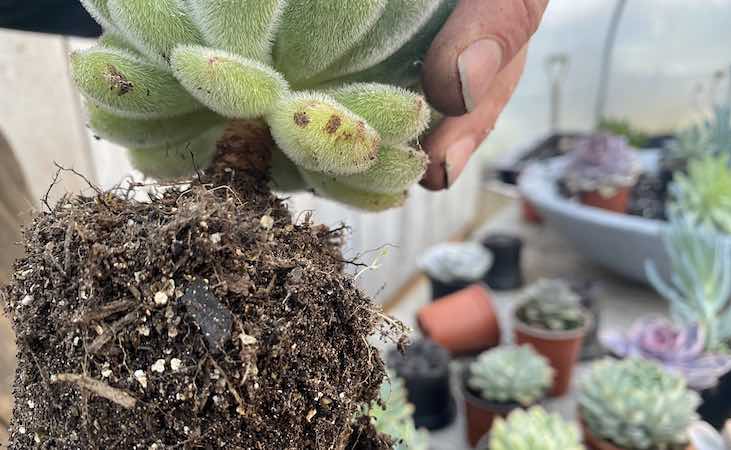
[698,369,731,429]
[482,234,523,291]
[388,339,455,431]
[569,279,606,361]
[428,276,474,301]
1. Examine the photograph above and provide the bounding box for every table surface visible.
[0,201,669,449]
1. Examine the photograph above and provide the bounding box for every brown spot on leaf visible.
[104,64,134,96]
[324,115,342,134]
[293,111,310,128]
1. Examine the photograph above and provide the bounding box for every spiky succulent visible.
[488,407,584,450]
[516,279,587,332]
[669,154,731,234]
[646,216,731,351]
[366,372,429,450]
[579,358,701,450]
[467,345,553,406]
[562,134,642,197]
[73,0,458,211]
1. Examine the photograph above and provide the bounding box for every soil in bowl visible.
[2,130,402,450]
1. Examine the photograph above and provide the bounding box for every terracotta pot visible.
[417,284,500,356]
[513,308,591,397]
[462,372,521,448]
[579,187,631,213]
[521,198,543,224]
[580,417,694,450]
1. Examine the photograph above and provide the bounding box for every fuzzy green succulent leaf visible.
[71,47,202,119]
[337,144,428,194]
[322,0,441,80]
[86,103,224,149]
[331,83,431,144]
[273,0,387,83]
[80,0,115,30]
[98,31,140,55]
[469,345,553,406]
[489,407,584,450]
[171,45,289,119]
[128,125,224,179]
[301,171,406,212]
[268,93,380,175]
[579,358,700,450]
[269,146,309,192]
[183,0,285,63]
[108,0,203,68]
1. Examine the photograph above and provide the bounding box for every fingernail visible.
[458,39,504,112]
[445,136,477,188]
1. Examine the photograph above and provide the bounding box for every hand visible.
[420,0,550,190]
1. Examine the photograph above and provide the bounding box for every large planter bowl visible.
[517,152,688,284]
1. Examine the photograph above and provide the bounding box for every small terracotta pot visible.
[579,187,631,213]
[521,198,543,224]
[417,284,500,356]
[580,417,694,450]
[462,372,521,448]
[513,308,591,397]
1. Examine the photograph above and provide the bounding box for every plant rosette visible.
[580,418,695,450]
[512,279,592,396]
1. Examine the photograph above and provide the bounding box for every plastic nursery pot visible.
[579,186,632,214]
[462,371,522,449]
[417,284,501,356]
[698,369,731,429]
[570,279,605,361]
[420,243,493,301]
[521,197,543,224]
[513,307,591,397]
[428,275,475,301]
[481,234,524,291]
[388,339,456,431]
[580,417,694,450]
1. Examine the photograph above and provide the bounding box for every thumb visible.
[422,0,548,116]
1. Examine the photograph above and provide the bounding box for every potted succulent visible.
[477,406,585,450]
[387,339,455,431]
[562,134,642,213]
[462,345,553,448]
[646,217,731,428]
[602,317,731,391]
[578,358,701,450]
[3,0,458,448]
[513,279,592,396]
[419,243,493,300]
[417,284,501,356]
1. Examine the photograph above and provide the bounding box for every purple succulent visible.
[602,316,731,390]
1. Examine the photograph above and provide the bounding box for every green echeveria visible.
[579,358,701,450]
[488,407,585,450]
[72,0,454,211]
[468,345,553,406]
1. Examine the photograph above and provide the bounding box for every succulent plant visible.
[602,316,731,390]
[579,358,701,450]
[488,407,584,450]
[515,279,587,332]
[467,345,553,406]
[366,372,429,450]
[73,0,459,211]
[562,134,642,197]
[598,117,650,149]
[669,154,731,234]
[646,216,731,351]
[669,103,731,163]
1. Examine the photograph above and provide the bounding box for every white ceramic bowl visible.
[517,153,671,284]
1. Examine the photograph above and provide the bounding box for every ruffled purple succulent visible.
[602,316,731,390]
[563,134,642,197]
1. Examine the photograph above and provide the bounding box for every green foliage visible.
[598,117,650,148]
[669,154,731,234]
[516,279,586,332]
[646,216,731,351]
[670,104,731,162]
[74,0,452,210]
[579,358,700,450]
[468,345,553,406]
[171,45,289,119]
[488,407,584,450]
[366,372,429,450]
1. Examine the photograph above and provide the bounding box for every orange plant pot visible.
[417,284,501,356]
[580,187,631,214]
[513,311,590,397]
[521,198,543,224]
[462,373,520,448]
